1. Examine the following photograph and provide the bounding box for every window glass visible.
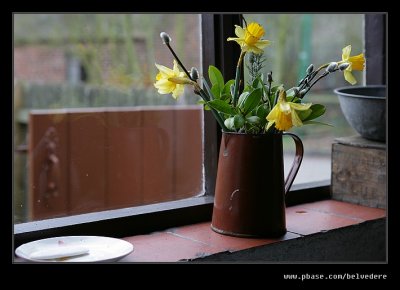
[244,14,363,185]
[13,14,203,223]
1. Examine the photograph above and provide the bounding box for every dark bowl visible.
[333,85,386,142]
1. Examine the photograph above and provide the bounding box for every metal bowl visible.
[333,85,386,142]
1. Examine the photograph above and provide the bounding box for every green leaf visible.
[233,114,245,129]
[297,108,312,121]
[303,104,326,121]
[303,120,334,127]
[208,65,224,89]
[255,104,269,127]
[243,85,252,93]
[246,116,260,124]
[211,84,221,99]
[252,77,260,89]
[207,99,236,115]
[202,78,216,100]
[255,103,269,120]
[237,92,250,108]
[197,99,211,110]
[222,80,234,101]
[242,88,262,115]
[224,117,235,130]
[224,80,235,94]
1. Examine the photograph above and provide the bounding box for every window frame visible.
[15,13,382,248]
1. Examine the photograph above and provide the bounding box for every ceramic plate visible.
[15,236,134,262]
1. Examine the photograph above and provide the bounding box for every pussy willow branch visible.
[165,43,193,81]
[302,67,341,96]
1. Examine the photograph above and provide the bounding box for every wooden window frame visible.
[16,13,383,248]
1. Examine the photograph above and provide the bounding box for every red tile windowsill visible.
[119,200,386,262]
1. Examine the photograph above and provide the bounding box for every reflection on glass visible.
[243,14,363,184]
[14,14,203,223]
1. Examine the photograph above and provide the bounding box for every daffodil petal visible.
[155,79,175,94]
[246,46,264,54]
[227,37,240,42]
[234,25,245,38]
[266,106,279,121]
[289,102,312,111]
[342,45,351,61]
[154,78,171,88]
[156,87,174,94]
[155,63,173,74]
[173,59,181,74]
[344,70,357,85]
[291,110,303,127]
[155,63,174,76]
[172,84,184,99]
[346,62,353,72]
[255,40,271,48]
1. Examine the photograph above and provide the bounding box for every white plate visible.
[15,236,134,262]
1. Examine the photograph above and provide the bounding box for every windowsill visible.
[13,181,331,248]
[117,200,386,262]
[13,199,386,262]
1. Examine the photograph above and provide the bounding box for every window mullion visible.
[201,14,241,196]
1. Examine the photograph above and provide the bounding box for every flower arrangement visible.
[154,19,365,133]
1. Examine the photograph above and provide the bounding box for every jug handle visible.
[283,132,304,194]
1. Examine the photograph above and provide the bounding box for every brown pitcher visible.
[211,131,304,238]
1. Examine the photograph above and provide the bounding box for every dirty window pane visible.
[14,14,203,223]
[244,14,363,185]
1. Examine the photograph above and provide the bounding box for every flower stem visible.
[232,51,245,107]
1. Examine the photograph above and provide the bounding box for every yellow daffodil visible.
[154,60,188,99]
[266,89,312,131]
[227,22,270,54]
[340,45,365,85]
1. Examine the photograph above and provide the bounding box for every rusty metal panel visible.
[174,107,203,199]
[68,111,106,214]
[28,107,203,220]
[106,110,143,208]
[142,108,174,204]
[29,111,69,220]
